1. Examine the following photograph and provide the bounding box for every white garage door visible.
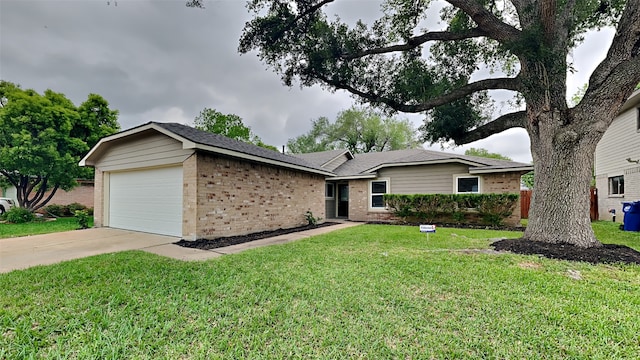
[109,166,183,237]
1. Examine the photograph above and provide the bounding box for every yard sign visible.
[419,224,436,240]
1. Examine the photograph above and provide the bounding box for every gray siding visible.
[595,106,640,176]
[377,163,470,194]
[96,132,193,171]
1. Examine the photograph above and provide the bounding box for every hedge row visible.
[383,193,519,226]
[43,203,94,217]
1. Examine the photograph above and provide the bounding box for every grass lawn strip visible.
[1,223,639,358]
[0,217,93,239]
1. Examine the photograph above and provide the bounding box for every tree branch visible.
[341,28,487,60]
[453,110,527,145]
[446,0,520,43]
[317,74,521,113]
[581,2,640,118]
[32,185,59,212]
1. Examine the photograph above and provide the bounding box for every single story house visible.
[293,148,532,225]
[81,122,532,239]
[595,88,640,221]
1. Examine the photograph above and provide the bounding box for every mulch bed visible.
[175,222,340,250]
[491,239,640,265]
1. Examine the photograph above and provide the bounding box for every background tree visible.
[287,116,335,153]
[194,107,278,151]
[287,107,420,154]
[464,148,512,161]
[0,81,120,211]
[239,0,640,248]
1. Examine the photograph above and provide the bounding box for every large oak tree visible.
[238,0,640,248]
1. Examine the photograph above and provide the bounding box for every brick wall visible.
[182,154,198,239]
[348,179,396,222]
[194,154,326,239]
[93,171,103,227]
[481,172,523,226]
[347,172,524,225]
[42,181,94,208]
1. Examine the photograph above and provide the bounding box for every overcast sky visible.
[0,0,616,163]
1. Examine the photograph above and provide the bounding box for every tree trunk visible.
[523,109,602,248]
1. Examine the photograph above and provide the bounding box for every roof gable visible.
[80,122,334,176]
[328,149,532,178]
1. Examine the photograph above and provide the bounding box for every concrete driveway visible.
[0,222,363,273]
[0,228,178,273]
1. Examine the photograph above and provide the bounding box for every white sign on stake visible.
[419,224,436,240]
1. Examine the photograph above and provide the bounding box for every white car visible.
[0,197,15,215]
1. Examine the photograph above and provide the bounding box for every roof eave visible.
[364,158,486,173]
[325,174,377,181]
[193,144,335,176]
[469,166,534,174]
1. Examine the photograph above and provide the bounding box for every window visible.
[637,108,640,131]
[456,176,479,193]
[370,180,389,208]
[609,175,624,195]
[325,183,335,199]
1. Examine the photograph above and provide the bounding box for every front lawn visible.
[0,217,93,239]
[1,224,639,358]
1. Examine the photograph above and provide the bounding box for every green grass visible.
[0,217,94,239]
[1,224,639,358]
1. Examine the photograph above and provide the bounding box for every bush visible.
[384,193,519,226]
[304,211,321,226]
[44,204,66,217]
[4,207,35,224]
[74,210,90,229]
[67,202,87,213]
[44,203,89,217]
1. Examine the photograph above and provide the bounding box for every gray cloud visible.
[0,0,614,164]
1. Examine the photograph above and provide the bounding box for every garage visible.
[108,166,183,237]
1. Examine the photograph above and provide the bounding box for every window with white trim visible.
[636,108,639,131]
[609,175,624,195]
[456,176,479,193]
[325,183,335,199]
[370,180,389,208]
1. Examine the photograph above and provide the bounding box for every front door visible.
[337,183,349,217]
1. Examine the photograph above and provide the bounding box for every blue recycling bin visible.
[622,201,640,232]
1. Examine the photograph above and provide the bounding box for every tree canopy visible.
[288,107,420,154]
[464,148,512,161]
[194,108,278,151]
[239,0,640,248]
[0,81,120,211]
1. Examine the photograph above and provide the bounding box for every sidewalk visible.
[143,221,362,261]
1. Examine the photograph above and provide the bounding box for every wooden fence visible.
[520,187,598,221]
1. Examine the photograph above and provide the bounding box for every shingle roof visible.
[293,149,352,167]
[326,149,532,177]
[151,122,332,174]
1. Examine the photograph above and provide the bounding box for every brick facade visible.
[481,172,524,226]
[344,172,523,226]
[42,181,95,208]
[93,171,103,227]
[348,179,395,222]
[192,154,326,240]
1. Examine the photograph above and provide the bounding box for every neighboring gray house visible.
[81,122,533,239]
[595,89,640,221]
[295,149,533,226]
